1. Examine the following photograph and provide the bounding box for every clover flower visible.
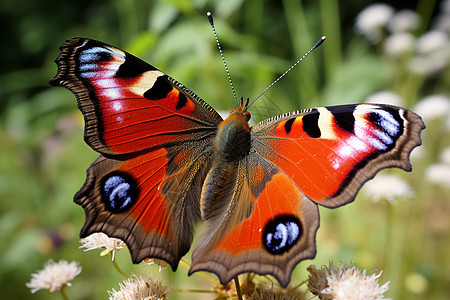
[26,259,81,293]
[307,262,390,300]
[79,232,124,259]
[363,174,414,204]
[108,275,171,300]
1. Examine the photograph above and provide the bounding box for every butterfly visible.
[50,37,424,287]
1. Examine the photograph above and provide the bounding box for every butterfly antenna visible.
[247,36,326,108]
[207,12,238,107]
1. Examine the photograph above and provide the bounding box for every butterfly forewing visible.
[251,104,425,207]
[50,38,222,156]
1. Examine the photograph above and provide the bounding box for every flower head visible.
[26,259,81,293]
[416,30,448,55]
[248,286,302,300]
[425,163,450,188]
[307,262,390,300]
[365,91,403,106]
[388,9,421,33]
[356,4,394,43]
[363,174,415,204]
[414,95,450,121]
[383,32,415,58]
[80,232,124,259]
[440,147,450,164]
[108,275,171,300]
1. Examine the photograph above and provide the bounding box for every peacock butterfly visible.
[49,29,424,287]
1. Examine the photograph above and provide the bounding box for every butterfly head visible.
[229,97,251,121]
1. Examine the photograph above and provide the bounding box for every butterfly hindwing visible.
[75,142,214,268]
[190,152,320,287]
[49,38,222,156]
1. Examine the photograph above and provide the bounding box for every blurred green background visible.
[1,0,449,299]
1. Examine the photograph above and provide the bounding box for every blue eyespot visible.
[263,215,302,254]
[101,172,138,213]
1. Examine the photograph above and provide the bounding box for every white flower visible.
[388,9,421,33]
[307,262,391,300]
[356,4,394,43]
[414,95,450,121]
[417,30,448,54]
[435,10,450,32]
[425,163,450,187]
[365,91,403,106]
[108,275,171,300]
[409,54,449,75]
[441,147,450,164]
[26,259,81,293]
[410,146,425,160]
[383,32,415,57]
[363,174,414,204]
[80,232,124,259]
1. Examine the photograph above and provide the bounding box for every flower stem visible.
[234,276,243,300]
[60,286,70,300]
[179,258,217,285]
[172,288,216,293]
[111,254,129,277]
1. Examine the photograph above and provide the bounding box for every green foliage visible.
[1,0,449,299]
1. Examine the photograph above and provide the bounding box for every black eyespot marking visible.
[263,215,302,255]
[101,172,138,213]
[330,109,355,134]
[302,109,321,138]
[367,107,403,139]
[115,53,155,78]
[284,118,296,134]
[78,46,113,64]
[144,76,173,100]
[176,92,188,110]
